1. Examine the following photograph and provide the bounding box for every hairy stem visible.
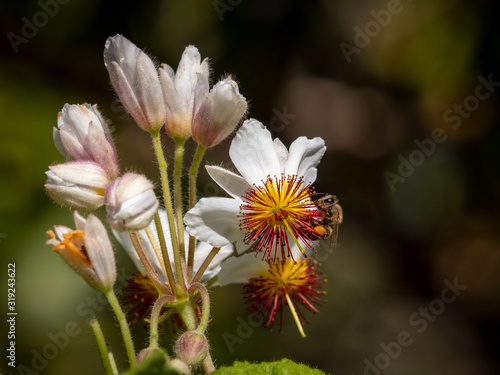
[187,145,206,279]
[149,295,175,349]
[104,289,137,368]
[90,319,117,375]
[153,212,177,298]
[129,231,170,295]
[150,130,186,289]
[174,138,187,261]
[191,247,221,284]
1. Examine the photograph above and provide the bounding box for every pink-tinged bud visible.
[104,34,166,131]
[45,161,110,211]
[175,332,208,365]
[159,45,210,140]
[136,347,169,364]
[192,77,247,147]
[54,103,120,179]
[167,359,190,374]
[105,173,159,231]
[46,212,116,291]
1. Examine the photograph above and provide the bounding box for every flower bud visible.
[136,347,169,365]
[45,161,110,211]
[105,173,159,231]
[175,332,208,366]
[46,212,116,291]
[54,103,120,179]
[159,45,209,140]
[167,359,190,375]
[104,34,166,131]
[192,77,247,147]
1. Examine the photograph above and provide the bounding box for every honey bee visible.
[310,194,343,251]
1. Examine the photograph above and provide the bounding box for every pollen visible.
[239,174,322,260]
[243,259,326,337]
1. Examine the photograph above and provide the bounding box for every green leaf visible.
[212,358,327,375]
[120,350,183,375]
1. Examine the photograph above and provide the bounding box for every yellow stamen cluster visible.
[243,259,326,337]
[239,175,322,260]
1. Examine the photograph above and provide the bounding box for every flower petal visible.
[229,119,281,185]
[285,136,326,184]
[205,165,250,200]
[273,138,289,173]
[84,214,116,290]
[217,253,269,286]
[193,242,234,281]
[184,197,241,247]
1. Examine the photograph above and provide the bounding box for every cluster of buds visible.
[45,102,159,232]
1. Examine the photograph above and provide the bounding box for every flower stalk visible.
[187,145,206,278]
[153,212,177,297]
[149,295,175,349]
[103,289,137,368]
[128,231,170,295]
[90,319,118,375]
[150,129,186,289]
[192,247,220,284]
[174,138,187,261]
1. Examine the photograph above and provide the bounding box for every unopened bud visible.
[159,45,210,140]
[175,332,208,365]
[54,103,120,179]
[167,359,190,375]
[104,34,166,131]
[192,77,247,147]
[105,173,159,231]
[45,161,110,211]
[136,347,169,364]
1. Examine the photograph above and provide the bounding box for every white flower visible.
[159,45,209,139]
[45,161,110,211]
[104,34,166,131]
[184,119,326,260]
[113,210,233,283]
[54,103,120,179]
[191,77,247,147]
[105,173,159,231]
[46,211,116,291]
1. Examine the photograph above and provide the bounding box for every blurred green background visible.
[1,0,500,374]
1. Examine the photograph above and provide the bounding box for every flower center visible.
[243,259,326,337]
[239,175,322,260]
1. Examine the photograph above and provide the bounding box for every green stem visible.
[174,138,187,261]
[129,231,170,295]
[150,130,186,289]
[176,300,198,331]
[191,247,221,284]
[149,295,175,349]
[187,145,206,279]
[154,212,177,298]
[90,319,117,375]
[189,283,210,334]
[104,289,137,368]
[145,226,167,278]
[108,353,119,375]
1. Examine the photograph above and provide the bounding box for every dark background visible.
[1,0,500,374]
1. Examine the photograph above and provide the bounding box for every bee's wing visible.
[329,204,343,252]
